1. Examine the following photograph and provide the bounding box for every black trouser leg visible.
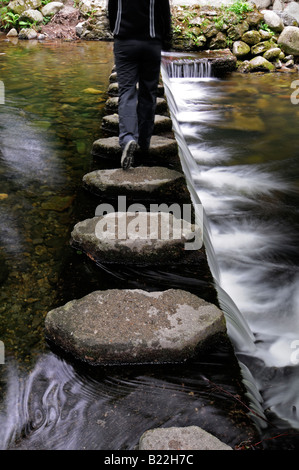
[114,38,162,151]
[114,38,139,150]
[137,40,162,150]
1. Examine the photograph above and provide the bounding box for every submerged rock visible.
[45,289,227,365]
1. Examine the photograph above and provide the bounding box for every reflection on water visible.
[0,349,254,450]
[0,39,114,361]
[166,70,299,438]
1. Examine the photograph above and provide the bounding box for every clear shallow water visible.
[0,37,299,450]
[162,64,299,437]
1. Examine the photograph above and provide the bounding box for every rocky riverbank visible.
[2,0,299,72]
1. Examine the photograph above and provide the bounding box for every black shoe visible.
[121,140,137,170]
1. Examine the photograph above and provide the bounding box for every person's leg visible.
[114,39,139,150]
[137,40,162,151]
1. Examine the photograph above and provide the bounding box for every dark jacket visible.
[107,0,172,47]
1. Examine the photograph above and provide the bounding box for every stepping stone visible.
[107,81,165,97]
[139,426,232,450]
[109,71,117,83]
[70,211,202,265]
[45,288,226,365]
[105,96,168,115]
[82,166,189,202]
[101,113,172,135]
[91,135,178,166]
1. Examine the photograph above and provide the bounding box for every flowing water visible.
[162,55,299,443]
[0,37,299,450]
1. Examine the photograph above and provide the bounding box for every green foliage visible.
[181,10,197,23]
[259,20,275,33]
[222,0,254,16]
[86,8,98,18]
[226,36,233,47]
[0,8,20,29]
[214,16,225,30]
[42,15,52,25]
[0,7,39,31]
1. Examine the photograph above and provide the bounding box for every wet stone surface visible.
[91,135,180,170]
[45,288,227,365]
[104,96,169,116]
[82,166,190,202]
[70,211,202,265]
[101,113,173,136]
[139,425,232,450]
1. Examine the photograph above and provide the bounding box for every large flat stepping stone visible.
[139,426,232,450]
[101,113,172,135]
[105,96,168,115]
[70,211,202,265]
[91,135,178,166]
[82,166,190,202]
[45,289,226,365]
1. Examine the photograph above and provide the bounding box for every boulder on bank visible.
[278,25,299,55]
[40,1,63,16]
[19,8,43,23]
[283,1,299,24]
[238,55,276,72]
[7,0,42,14]
[18,27,37,39]
[45,288,227,365]
[262,10,284,32]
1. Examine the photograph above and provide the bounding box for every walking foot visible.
[121,140,137,170]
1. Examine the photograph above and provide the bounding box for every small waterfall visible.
[161,62,258,355]
[161,61,267,429]
[165,58,213,79]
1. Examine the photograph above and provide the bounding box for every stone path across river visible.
[44,63,260,450]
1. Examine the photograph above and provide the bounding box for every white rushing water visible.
[161,58,299,432]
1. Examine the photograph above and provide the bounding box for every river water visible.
[162,56,299,443]
[0,37,299,450]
